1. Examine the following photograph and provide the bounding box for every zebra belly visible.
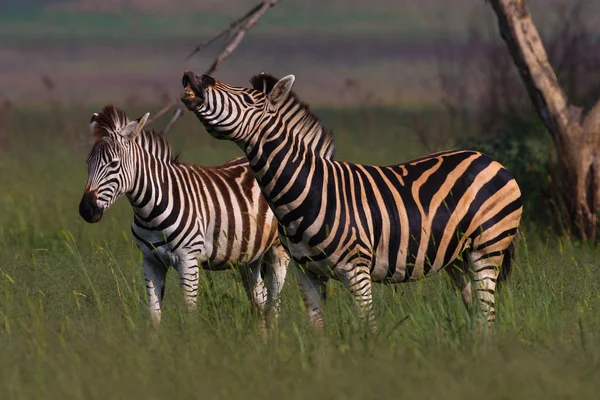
[371,255,407,282]
[134,225,270,270]
[370,229,469,283]
[135,241,182,266]
[134,238,192,266]
[131,222,203,265]
[204,232,268,267]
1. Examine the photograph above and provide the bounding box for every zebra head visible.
[79,106,149,223]
[180,70,295,142]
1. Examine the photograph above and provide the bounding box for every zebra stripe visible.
[181,71,523,330]
[79,105,289,330]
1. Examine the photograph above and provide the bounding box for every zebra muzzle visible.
[180,71,206,107]
[79,190,104,223]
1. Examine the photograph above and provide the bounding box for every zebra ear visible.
[119,112,150,140]
[90,113,99,134]
[268,74,295,111]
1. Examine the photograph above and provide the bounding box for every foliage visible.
[456,115,558,228]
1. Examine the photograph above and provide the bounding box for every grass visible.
[1,106,599,398]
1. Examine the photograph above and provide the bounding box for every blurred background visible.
[1,0,597,107]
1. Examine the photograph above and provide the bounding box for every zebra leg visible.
[466,250,503,326]
[445,262,473,310]
[263,244,290,332]
[296,264,329,331]
[240,261,268,335]
[143,257,168,328]
[339,257,377,332]
[174,258,200,314]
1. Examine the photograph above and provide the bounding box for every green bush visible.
[456,115,557,228]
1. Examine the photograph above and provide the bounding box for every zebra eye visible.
[108,160,120,168]
[242,93,254,105]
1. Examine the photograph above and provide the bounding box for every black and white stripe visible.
[79,105,289,329]
[181,72,523,330]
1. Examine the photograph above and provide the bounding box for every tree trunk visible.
[488,0,600,241]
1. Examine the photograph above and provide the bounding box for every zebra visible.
[180,71,523,331]
[78,105,289,331]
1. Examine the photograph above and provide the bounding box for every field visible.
[1,0,600,398]
[1,107,599,399]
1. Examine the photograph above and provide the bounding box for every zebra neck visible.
[245,125,320,213]
[126,149,175,223]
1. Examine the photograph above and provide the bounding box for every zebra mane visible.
[249,74,335,159]
[92,104,128,142]
[92,105,181,164]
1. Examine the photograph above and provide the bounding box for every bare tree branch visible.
[147,101,177,126]
[160,107,184,135]
[147,1,280,131]
[184,2,265,61]
[204,0,281,76]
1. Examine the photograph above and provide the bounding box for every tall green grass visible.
[0,107,598,399]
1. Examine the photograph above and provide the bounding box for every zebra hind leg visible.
[240,261,268,337]
[445,261,473,311]
[466,249,504,327]
[296,264,329,331]
[339,254,376,332]
[262,244,290,333]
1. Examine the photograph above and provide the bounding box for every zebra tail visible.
[498,229,519,283]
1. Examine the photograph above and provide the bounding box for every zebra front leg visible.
[296,264,329,331]
[174,258,200,314]
[263,244,290,332]
[143,257,168,328]
[339,256,377,332]
[467,250,503,326]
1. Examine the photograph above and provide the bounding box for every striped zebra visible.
[180,71,523,330]
[79,105,289,330]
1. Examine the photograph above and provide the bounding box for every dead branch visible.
[204,0,281,76]
[160,107,184,135]
[184,2,265,61]
[148,1,280,131]
[147,101,177,126]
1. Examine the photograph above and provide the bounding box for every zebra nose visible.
[182,70,202,89]
[181,71,206,105]
[79,190,103,223]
